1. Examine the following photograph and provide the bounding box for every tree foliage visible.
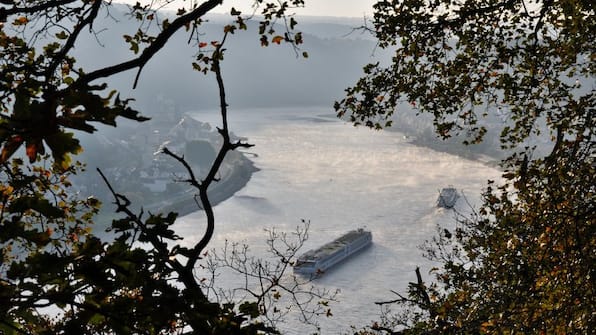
[0,1,324,334]
[338,1,594,334]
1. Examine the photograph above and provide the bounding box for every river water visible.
[175,107,500,334]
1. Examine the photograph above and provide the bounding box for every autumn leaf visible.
[271,35,284,45]
[26,141,39,163]
[1,135,24,164]
[13,16,28,26]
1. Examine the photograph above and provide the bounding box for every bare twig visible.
[68,0,223,90]
[159,32,252,273]
[43,0,102,86]
[208,222,338,329]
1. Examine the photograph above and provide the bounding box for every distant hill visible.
[66,6,387,217]
[71,5,384,115]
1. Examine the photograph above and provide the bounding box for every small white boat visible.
[437,186,459,208]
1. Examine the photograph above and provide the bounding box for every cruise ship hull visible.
[293,229,372,276]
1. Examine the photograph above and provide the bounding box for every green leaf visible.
[55,31,68,40]
[8,196,64,218]
[43,131,82,170]
[239,301,260,318]
[130,41,139,54]
[230,7,241,16]
[0,321,20,335]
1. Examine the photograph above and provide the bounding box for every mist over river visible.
[175,107,501,334]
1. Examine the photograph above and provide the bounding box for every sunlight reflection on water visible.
[178,107,500,334]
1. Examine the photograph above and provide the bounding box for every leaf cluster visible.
[0,1,319,334]
[0,160,289,335]
[335,0,594,150]
[0,1,148,169]
[346,1,595,334]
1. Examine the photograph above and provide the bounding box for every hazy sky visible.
[117,0,378,18]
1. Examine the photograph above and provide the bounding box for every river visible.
[175,107,500,334]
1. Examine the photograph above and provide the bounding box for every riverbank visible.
[147,155,259,217]
[408,136,502,168]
